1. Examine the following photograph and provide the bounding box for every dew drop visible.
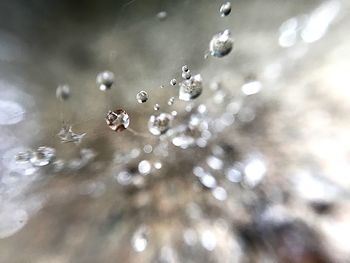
[209,30,234,58]
[30,146,56,167]
[168,97,175,105]
[170,79,177,86]
[56,84,70,101]
[182,65,189,72]
[148,113,173,135]
[179,74,203,101]
[153,104,160,111]
[96,71,114,91]
[219,2,232,17]
[136,90,148,103]
[138,160,151,175]
[131,225,149,252]
[181,71,191,80]
[105,109,129,132]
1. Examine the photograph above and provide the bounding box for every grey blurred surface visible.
[1,0,350,262]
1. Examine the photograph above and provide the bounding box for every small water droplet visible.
[154,104,160,111]
[179,74,203,101]
[136,90,149,103]
[170,79,177,86]
[30,146,56,167]
[138,160,151,175]
[154,161,162,169]
[56,84,70,101]
[156,11,167,21]
[168,97,175,105]
[171,110,177,117]
[182,65,189,72]
[96,71,114,91]
[148,113,173,135]
[15,150,33,163]
[209,30,234,57]
[143,144,153,153]
[181,71,191,80]
[241,80,262,95]
[219,2,231,17]
[212,186,227,201]
[105,109,129,132]
[131,225,149,252]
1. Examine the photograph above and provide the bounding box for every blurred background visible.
[0,0,350,262]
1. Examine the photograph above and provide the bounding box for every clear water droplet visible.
[212,186,227,201]
[143,144,153,153]
[96,71,114,91]
[148,113,173,135]
[154,161,162,169]
[170,79,177,86]
[241,80,262,95]
[182,71,191,80]
[182,65,189,72]
[131,225,149,252]
[171,110,177,117]
[154,104,160,111]
[138,160,151,175]
[168,97,175,105]
[30,146,56,167]
[179,74,203,101]
[56,84,70,101]
[136,90,148,103]
[57,125,86,144]
[105,109,130,132]
[209,30,234,57]
[219,2,231,17]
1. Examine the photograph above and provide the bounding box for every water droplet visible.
[219,2,231,17]
[171,110,177,117]
[209,30,234,57]
[131,225,149,252]
[154,161,162,169]
[244,158,266,187]
[199,173,217,188]
[105,109,129,132]
[179,74,203,101]
[182,65,189,72]
[138,160,151,175]
[153,104,160,111]
[30,146,56,167]
[181,71,191,80]
[56,84,70,101]
[212,186,227,201]
[57,125,86,144]
[170,79,177,86]
[148,113,173,135]
[96,71,114,91]
[167,97,175,105]
[241,80,262,95]
[136,90,148,103]
[143,144,153,153]
[115,171,132,185]
[201,230,217,251]
[156,11,167,21]
[206,155,224,170]
[225,167,242,183]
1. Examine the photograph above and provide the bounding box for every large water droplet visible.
[105,109,129,132]
[209,30,234,58]
[136,90,148,103]
[179,74,203,101]
[219,2,232,17]
[96,71,114,91]
[148,113,173,135]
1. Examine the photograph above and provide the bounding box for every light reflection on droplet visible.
[143,144,153,154]
[244,158,266,187]
[206,155,223,170]
[212,186,228,201]
[241,81,262,95]
[201,230,217,251]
